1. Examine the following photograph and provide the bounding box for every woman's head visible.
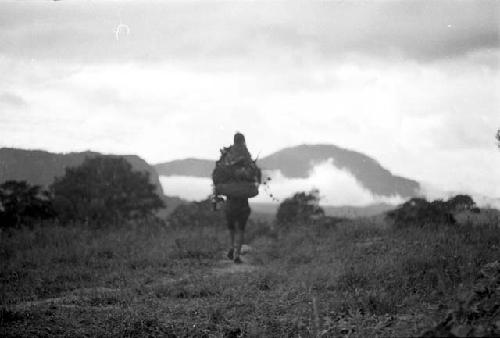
[234,132,246,145]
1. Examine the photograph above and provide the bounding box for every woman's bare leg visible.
[227,219,235,259]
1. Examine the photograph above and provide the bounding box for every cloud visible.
[159,160,405,206]
[159,155,500,208]
[255,160,404,206]
[413,148,500,199]
[419,182,500,209]
[0,1,498,200]
[1,47,499,200]
[0,1,497,63]
[159,176,213,201]
[0,92,26,107]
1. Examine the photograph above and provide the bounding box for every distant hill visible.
[155,144,420,198]
[155,158,215,178]
[0,148,164,195]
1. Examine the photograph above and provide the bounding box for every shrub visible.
[386,196,470,228]
[276,189,324,226]
[168,198,225,228]
[50,156,164,225]
[447,194,475,211]
[0,180,56,228]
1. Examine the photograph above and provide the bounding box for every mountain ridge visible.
[0,145,421,200]
[0,148,163,195]
[154,144,420,198]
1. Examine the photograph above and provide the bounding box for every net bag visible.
[214,182,259,198]
[212,146,261,198]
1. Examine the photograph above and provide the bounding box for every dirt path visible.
[212,244,260,275]
[11,287,123,311]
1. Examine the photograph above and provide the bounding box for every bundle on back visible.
[212,145,261,198]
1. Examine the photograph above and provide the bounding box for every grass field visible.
[1,217,499,337]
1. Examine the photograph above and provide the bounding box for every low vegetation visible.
[0,181,56,228]
[1,191,499,336]
[386,194,477,228]
[51,156,164,225]
[276,189,324,227]
[0,156,164,230]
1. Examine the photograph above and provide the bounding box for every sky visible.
[0,0,499,202]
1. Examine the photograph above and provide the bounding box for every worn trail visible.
[212,244,260,275]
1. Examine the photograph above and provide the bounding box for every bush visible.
[50,156,164,225]
[276,189,324,226]
[0,180,56,228]
[168,198,225,228]
[385,195,476,228]
[447,194,475,211]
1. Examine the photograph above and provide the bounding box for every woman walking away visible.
[225,133,253,264]
[212,132,260,264]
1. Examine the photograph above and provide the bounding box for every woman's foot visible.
[233,257,243,264]
[227,248,234,260]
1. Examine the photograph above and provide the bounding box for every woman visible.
[225,132,252,264]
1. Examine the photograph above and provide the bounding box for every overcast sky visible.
[1,0,499,199]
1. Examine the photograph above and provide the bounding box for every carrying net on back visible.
[212,145,261,198]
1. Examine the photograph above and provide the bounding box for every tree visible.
[385,195,473,228]
[0,180,56,228]
[50,156,164,225]
[276,189,324,226]
[447,194,475,211]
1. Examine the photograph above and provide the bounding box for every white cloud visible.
[1,1,497,62]
[255,160,405,206]
[159,176,213,201]
[1,52,499,201]
[159,160,405,206]
[419,182,500,209]
[0,0,499,201]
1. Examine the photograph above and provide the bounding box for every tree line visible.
[0,156,164,229]
[3,128,497,230]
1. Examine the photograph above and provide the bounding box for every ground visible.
[1,218,499,337]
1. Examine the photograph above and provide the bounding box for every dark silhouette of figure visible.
[225,132,252,264]
[226,196,251,263]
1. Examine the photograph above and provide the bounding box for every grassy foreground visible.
[1,218,499,337]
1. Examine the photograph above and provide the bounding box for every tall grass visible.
[0,222,225,305]
[1,218,499,336]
